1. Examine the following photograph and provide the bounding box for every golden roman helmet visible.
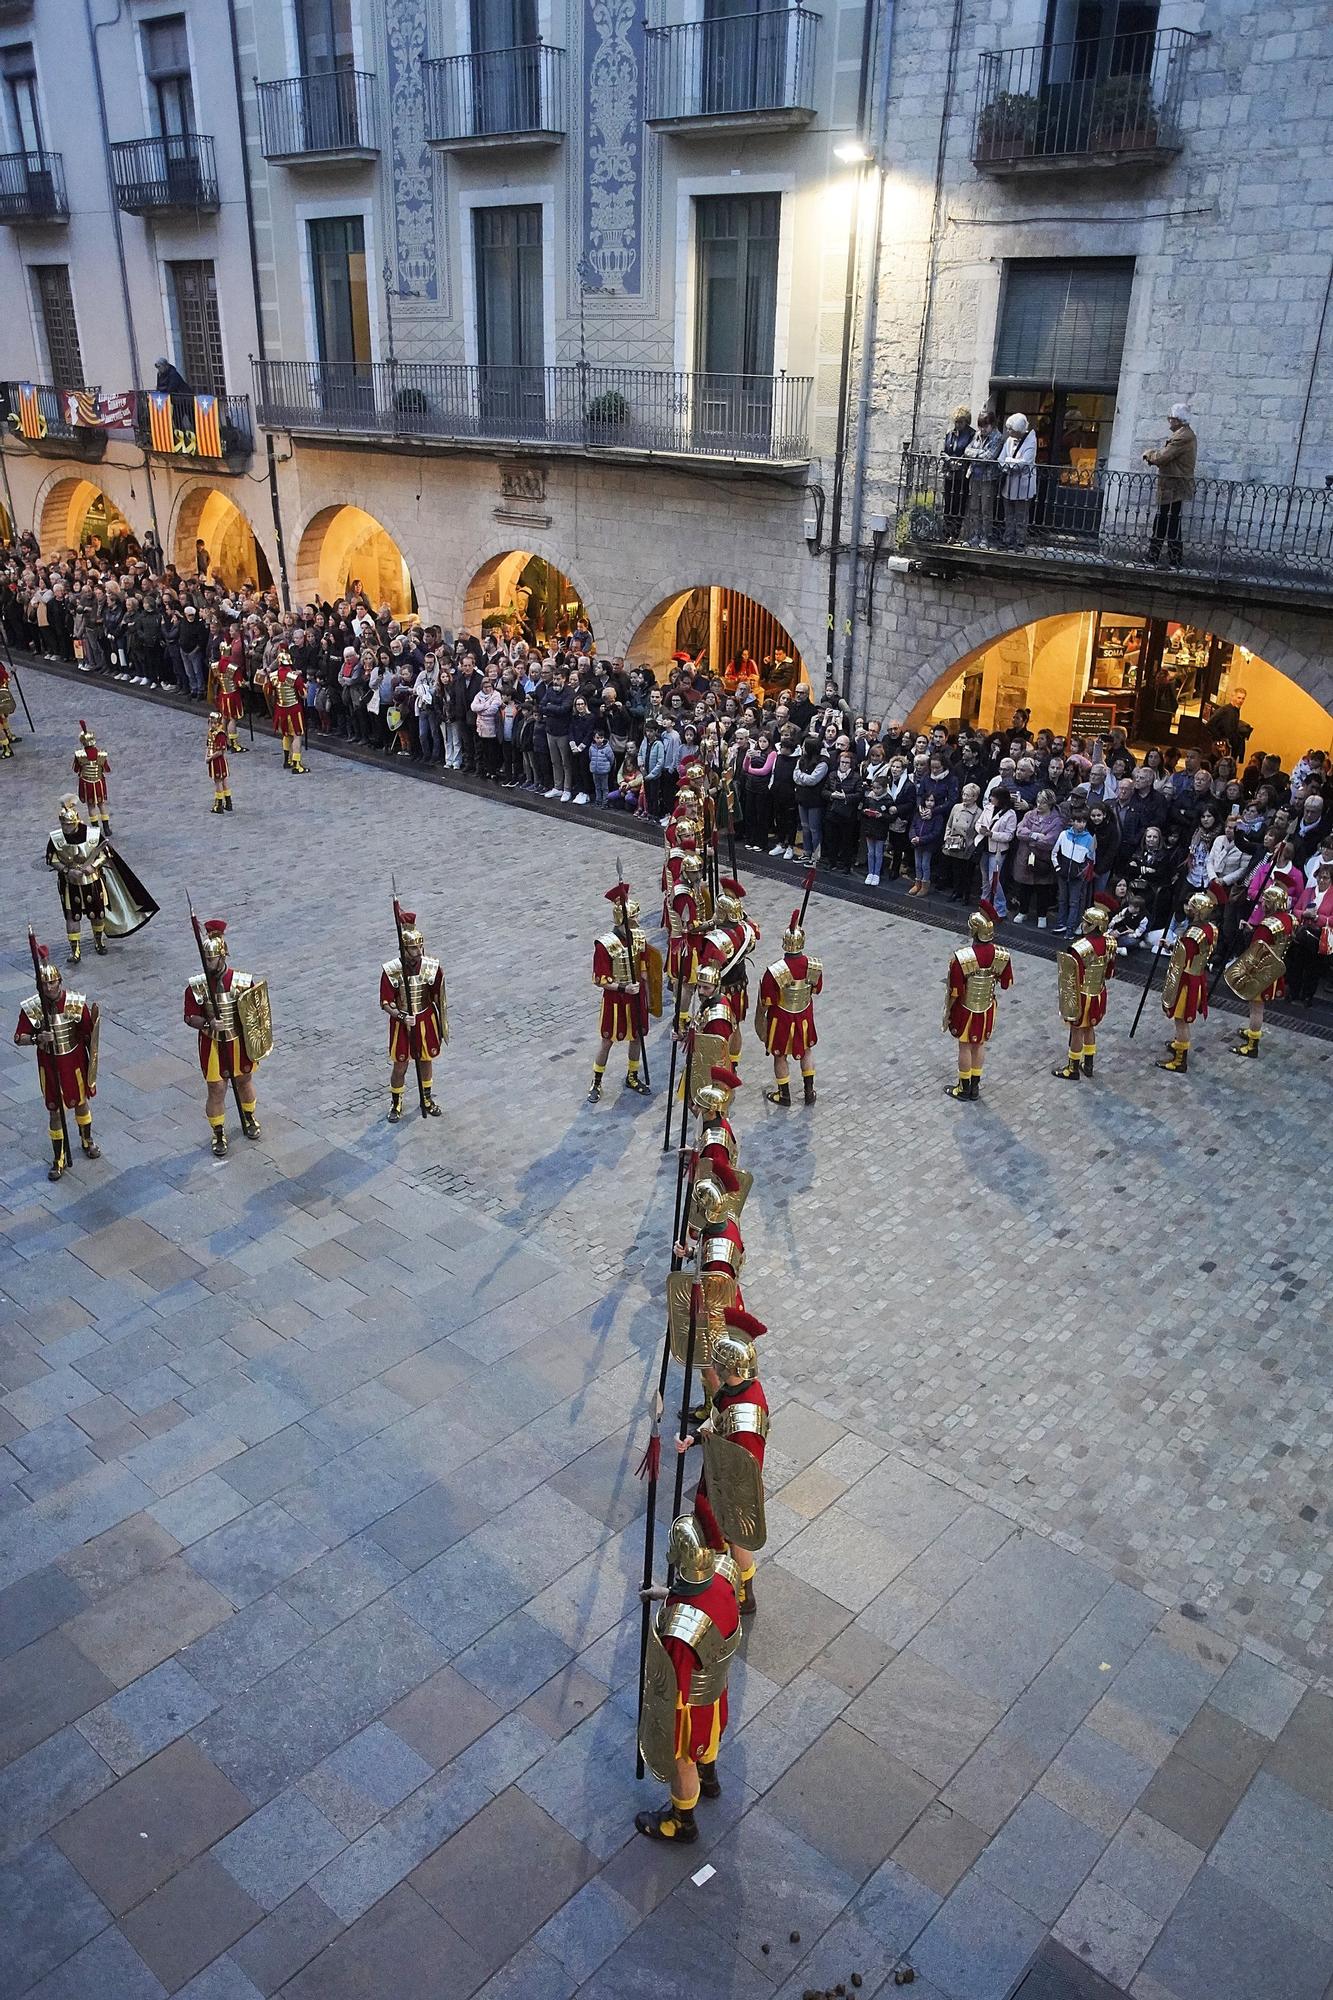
[207,708,223,726]
[678,853,703,884]
[1185,889,1218,924]
[968,897,1000,943]
[709,1331,758,1383]
[58,792,81,835]
[200,917,230,970]
[782,908,805,952]
[397,908,425,956]
[689,1168,728,1229]
[715,876,746,925]
[624,896,641,924]
[666,1513,716,1586]
[693,1061,740,1121]
[1080,891,1117,936]
[693,962,721,999]
[35,945,62,995]
[1261,880,1291,915]
[673,785,701,819]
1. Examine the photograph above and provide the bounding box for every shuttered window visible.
[993,259,1134,387]
[31,265,84,386]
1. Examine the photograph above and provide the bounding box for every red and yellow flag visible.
[147,391,175,453]
[17,383,46,440]
[193,394,222,458]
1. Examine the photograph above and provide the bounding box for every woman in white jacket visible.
[998,413,1038,549]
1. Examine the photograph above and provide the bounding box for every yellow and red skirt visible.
[947,999,996,1043]
[763,1004,815,1059]
[272,701,304,737]
[1075,988,1109,1031]
[77,776,108,810]
[1168,974,1208,1025]
[198,1032,254,1081]
[217,687,243,721]
[38,1047,93,1111]
[598,988,643,1043]
[388,1012,443,1062]
[674,1689,728,1765]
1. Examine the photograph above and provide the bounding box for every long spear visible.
[660,951,688,1154]
[27,925,69,1172]
[797,861,818,932]
[390,874,429,1119]
[8,658,35,732]
[186,891,247,1126]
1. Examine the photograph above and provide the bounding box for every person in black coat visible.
[822,751,863,872]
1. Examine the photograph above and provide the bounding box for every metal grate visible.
[32,264,83,388]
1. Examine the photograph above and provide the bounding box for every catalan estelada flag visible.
[193,393,222,458]
[17,383,46,440]
[148,391,175,453]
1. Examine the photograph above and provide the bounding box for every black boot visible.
[212,799,226,814]
[587,1074,604,1103]
[68,938,81,965]
[48,1140,67,1182]
[1052,1059,1081,1080]
[764,1081,791,1106]
[968,1074,981,1100]
[211,1128,229,1158]
[943,1080,969,1101]
[388,1097,403,1123]
[423,1092,442,1117]
[697,1761,722,1799]
[94,932,108,956]
[635,1798,698,1843]
[79,1129,101,1160]
[240,1109,262,1140]
[624,1071,652,1096]
[223,795,233,812]
[738,1573,757,1619]
[1082,1051,1094,1076]
[803,1073,816,1106]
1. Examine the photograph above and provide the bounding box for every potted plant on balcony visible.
[1089,74,1158,151]
[975,90,1041,161]
[585,388,630,431]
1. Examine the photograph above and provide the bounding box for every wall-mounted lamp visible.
[834,141,872,164]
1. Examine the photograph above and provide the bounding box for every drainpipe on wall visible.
[82,0,162,549]
[841,0,897,712]
[225,0,292,607]
[824,0,877,689]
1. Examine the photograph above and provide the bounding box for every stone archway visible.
[452,534,606,648]
[622,582,811,690]
[460,550,595,645]
[171,485,273,590]
[619,575,820,688]
[294,504,415,615]
[36,474,133,556]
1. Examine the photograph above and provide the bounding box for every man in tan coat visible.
[1143,404,1197,567]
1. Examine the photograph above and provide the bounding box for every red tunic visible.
[215,650,245,722]
[271,669,306,735]
[73,750,109,810]
[14,997,97,1110]
[1070,933,1113,1029]
[946,939,1013,1042]
[183,966,255,1080]
[758,952,821,1059]
[663,1570,740,1763]
[1164,927,1217,1024]
[380,962,445,1061]
[206,730,229,783]
[694,1379,768,1552]
[592,936,646,1044]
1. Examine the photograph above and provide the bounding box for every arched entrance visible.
[463,552,588,646]
[174,487,272,590]
[911,610,1333,773]
[296,505,414,615]
[626,585,808,695]
[38,477,132,556]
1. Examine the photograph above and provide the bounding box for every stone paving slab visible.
[2,678,1333,1999]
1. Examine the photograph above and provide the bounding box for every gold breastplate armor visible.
[23,993,86,1053]
[771,962,814,1013]
[386,956,441,1013]
[716,1401,768,1442]
[74,753,104,783]
[658,1600,741,1707]
[49,829,104,877]
[190,973,249,1040]
[697,1117,737,1166]
[953,945,996,1013]
[1076,938,1107,997]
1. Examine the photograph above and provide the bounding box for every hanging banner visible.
[147,391,177,453]
[16,383,47,440]
[60,390,138,432]
[193,394,222,458]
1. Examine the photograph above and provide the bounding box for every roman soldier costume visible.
[262,649,307,772]
[943,899,1013,1101]
[15,943,101,1179]
[380,909,447,1121]
[183,917,270,1155]
[686,963,742,1083]
[213,639,248,751]
[1158,888,1219,1074]
[677,1159,746,1310]
[681,1311,769,1618]
[590,884,660,1101]
[1226,878,1295,1059]
[756,908,822,1106]
[46,794,157,964]
[0,659,15,757]
[666,855,706,988]
[689,1064,742,1182]
[635,1515,741,1843]
[1053,893,1118,1079]
[72,721,111,831]
[206,712,232,814]
[698,878,758,1047]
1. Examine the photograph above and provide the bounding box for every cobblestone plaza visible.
[2,676,1331,2000]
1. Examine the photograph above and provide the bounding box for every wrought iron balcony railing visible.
[109,132,219,213]
[253,359,813,465]
[2,381,106,458]
[973,29,1197,171]
[256,70,379,161]
[645,7,819,129]
[423,45,566,147]
[132,390,254,462]
[898,449,1333,604]
[0,149,68,223]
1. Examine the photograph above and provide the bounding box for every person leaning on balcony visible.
[1143,404,1197,567]
[940,405,975,539]
[962,410,1003,544]
[998,414,1038,550]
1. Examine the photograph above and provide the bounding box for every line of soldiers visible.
[636,932,771,1845]
[941,872,1300,1093]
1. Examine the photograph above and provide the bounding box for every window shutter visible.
[994,260,1134,386]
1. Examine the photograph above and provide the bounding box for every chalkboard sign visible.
[1068,699,1133,743]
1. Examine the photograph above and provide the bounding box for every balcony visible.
[256,70,379,164]
[0,149,68,224]
[897,450,1333,615]
[109,133,219,214]
[423,45,565,150]
[254,359,813,471]
[645,7,819,134]
[133,390,254,469]
[973,29,1198,174]
[2,383,106,461]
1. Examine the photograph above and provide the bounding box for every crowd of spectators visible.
[4,530,1331,1007]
